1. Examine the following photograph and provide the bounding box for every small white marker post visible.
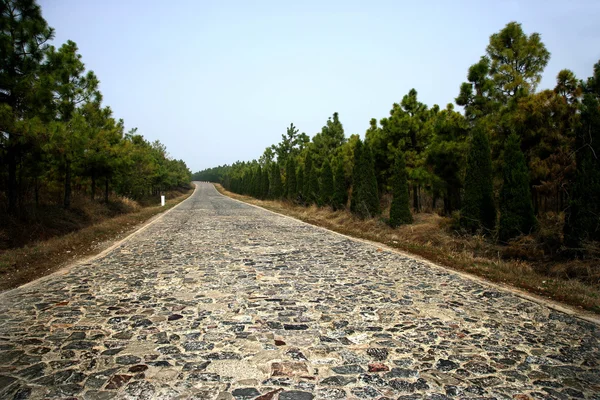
[161,195,165,206]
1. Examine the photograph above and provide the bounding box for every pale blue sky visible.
[40,0,600,172]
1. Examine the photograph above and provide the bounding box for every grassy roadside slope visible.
[215,184,600,314]
[0,187,193,291]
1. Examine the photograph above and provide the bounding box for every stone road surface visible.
[1,182,599,400]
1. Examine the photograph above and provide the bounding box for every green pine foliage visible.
[285,157,297,201]
[254,166,262,198]
[498,133,536,241]
[389,151,412,227]
[309,164,320,206]
[261,166,270,199]
[461,126,496,234]
[320,158,334,207]
[351,140,379,219]
[269,163,283,199]
[350,139,363,213]
[296,165,304,203]
[361,143,380,218]
[303,152,314,204]
[332,157,348,210]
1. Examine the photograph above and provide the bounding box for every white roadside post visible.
[161,195,165,206]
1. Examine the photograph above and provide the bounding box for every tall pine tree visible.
[296,165,304,203]
[285,157,297,200]
[389,151,412,227]
[269,163,283,199]
[461,126,496,234]
[332,156,348,210]
[498,133,536,241]
[350,140,363,213]
[261,166,269,199]
[351,140,379,218]
[303,152,315,204]
[320,158,334,207]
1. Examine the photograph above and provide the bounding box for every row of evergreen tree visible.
[194,22,599,255]
[0,0,191,218]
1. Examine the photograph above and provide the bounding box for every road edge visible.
[213,184,600,327]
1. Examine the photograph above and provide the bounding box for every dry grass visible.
[215,184,600,314]
[0,187,193,291]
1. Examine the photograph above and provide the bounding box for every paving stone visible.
[232,387,261,399]
[279,390,314,400]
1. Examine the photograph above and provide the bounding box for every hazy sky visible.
[40,0,600,172]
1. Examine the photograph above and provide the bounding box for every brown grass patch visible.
[215,184,600,314]
[0,187,193,292]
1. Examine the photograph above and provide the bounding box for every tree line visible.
[195,21,599,256]
[0,0,191,218]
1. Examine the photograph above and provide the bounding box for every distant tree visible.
[269,163,283,199]
[350,139,363,214]
[271,123,309,168]
[332,156,348,210]
[285,157,297,200]
[303,151,314,204]
[320,158,334,207]
[389,151,412,227]
[254,166,262,198]
[309,162,320,206]
[461,126,496,234]
[499,133,536,241]
[360,142,380,218]
[296,165,304,203]
[312,112,346,166]
[261,166,269,199]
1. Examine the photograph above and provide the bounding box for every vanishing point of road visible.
[1,182,599,399]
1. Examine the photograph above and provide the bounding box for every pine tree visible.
[361,143,380,218]
[261,166,270,199]
[499,133,536,241]
[309,164,320,206]
[296,165,304,203]
[332,156,348,210]
[269,163,283,199]
[253,166,262,198]
[303,152,314,204]
[389,151,413,227]
[285,157,297,201]
[564,65,600,250]
[461,126,496,234]
[351,140,379,218]
[320,158,334,207]
[350,139,363,213]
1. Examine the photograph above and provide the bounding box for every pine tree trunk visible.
[64,158,71,209]
[104,177,109,203]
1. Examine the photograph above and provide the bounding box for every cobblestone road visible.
[1,182,599,400]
